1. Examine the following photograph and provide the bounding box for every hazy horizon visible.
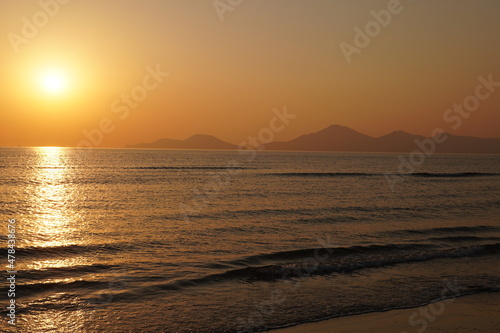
[3,122,500,149]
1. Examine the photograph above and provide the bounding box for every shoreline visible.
[268,292,500,333]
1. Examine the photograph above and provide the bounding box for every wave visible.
[266,172,376,177]
[224,243,433,266]
[3,242,133,259]
[21,263,117,280]
[265,172,500,178]
[6,280,110,296]
[146,243,500,289]
[123,166,251,170]
[185,200,500,223]
[2,165,253,170]
[412,172,500,177]
[387,225,500,236]
[5,242,500,309]
[429,236,500,242]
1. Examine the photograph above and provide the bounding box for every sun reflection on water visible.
[20,148,95,332]
[28,147,79,248]
[24,147,93,269]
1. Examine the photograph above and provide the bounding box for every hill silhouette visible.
[127,126,500,154]
[127,134,237,150]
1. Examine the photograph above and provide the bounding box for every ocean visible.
[1,147,499,332]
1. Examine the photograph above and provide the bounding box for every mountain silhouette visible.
[265,126,499,153]
[434,133,500,154]
[265,125,373,151]
[127,134,237,150]
[127,126,500,154]
[373,131,427,152]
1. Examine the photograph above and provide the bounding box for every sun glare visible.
[38,70,69,95]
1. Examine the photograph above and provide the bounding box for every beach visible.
[270,293,500,333]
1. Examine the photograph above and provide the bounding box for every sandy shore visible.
[269,292,500,333]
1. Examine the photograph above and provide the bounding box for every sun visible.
[38,70,69,95]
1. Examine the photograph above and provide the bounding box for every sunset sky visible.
[1,0,499,147]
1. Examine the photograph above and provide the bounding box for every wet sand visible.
[269,292,500,333]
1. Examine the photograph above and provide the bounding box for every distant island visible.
[127,134,237,150]
[126,125,500,154]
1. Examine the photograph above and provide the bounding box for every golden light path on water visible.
[20,147,90,332]
[29,147,75,248]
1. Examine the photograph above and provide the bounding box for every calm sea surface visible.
[1,148,499,332]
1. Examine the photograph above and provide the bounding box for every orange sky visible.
[1,0,499,147]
